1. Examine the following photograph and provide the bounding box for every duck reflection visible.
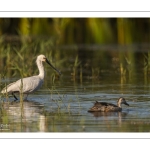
[88,111,128,118]
[88,111,129,127]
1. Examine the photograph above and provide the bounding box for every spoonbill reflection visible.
[1,54,61,100]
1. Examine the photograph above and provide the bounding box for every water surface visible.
[1,73,150,132]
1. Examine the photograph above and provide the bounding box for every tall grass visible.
[48,86,72,115]
[0,36,150,84]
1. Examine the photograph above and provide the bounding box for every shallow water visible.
[1,73,150,132]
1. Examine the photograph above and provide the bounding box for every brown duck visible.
[88,97,129,112]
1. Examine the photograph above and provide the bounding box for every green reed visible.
[1,36,150,85]
[0,75,10,129]
[71,55,82,82]
[48,86,72,115]
[0,37,60,78]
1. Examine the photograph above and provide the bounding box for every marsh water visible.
[1,72,150,132]
[1,45,150,132]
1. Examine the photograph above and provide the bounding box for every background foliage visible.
[0,18,150,81]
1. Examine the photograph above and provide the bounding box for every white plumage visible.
[1,54,61,100]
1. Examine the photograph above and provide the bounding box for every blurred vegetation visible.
[0,18,150,83]
[1,18,150,44]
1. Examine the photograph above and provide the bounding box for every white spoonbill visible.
[1,54,61,100]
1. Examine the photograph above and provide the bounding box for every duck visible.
[88,97,129,112]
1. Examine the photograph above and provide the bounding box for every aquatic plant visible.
[71,55,81,81]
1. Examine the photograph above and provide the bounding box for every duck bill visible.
[124,102,129,106]
[46,58,61,75]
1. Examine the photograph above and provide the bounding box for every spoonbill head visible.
[1,54,61,100]
[37,54,61,75]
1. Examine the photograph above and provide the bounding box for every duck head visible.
[117,97,129,108]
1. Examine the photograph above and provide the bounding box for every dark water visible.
[1,73,150,132]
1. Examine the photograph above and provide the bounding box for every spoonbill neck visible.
[36,59,45,79]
